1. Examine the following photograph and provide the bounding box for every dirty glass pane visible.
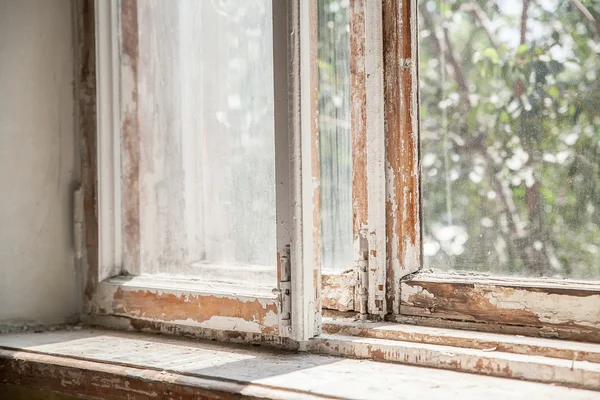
[127,0,276,280]
[318,0,353,271]
[420,0,600,278]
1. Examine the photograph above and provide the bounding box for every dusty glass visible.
[420,0,600,279]
[318,0,353,271]
[127,0,276,280]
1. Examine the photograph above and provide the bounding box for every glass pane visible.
[318,0,353,271]
[420,0,600,279]
[127,0,276,281]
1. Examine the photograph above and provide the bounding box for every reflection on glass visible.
[420,0,600,278]
[318,0,353,271]
[130,0,276,277]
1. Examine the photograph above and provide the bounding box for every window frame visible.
[85,0,320,341]
[321,0,600,342]
[80,0,600,344]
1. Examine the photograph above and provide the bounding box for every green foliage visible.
[419,0,600,278]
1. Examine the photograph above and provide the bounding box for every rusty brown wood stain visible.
[350,0,368,235]
[383,0,421,314]
[111,288,279,334]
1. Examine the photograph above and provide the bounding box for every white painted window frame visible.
[92,0,319,341]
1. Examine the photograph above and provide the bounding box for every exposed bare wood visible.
[383,0,421,314]
[400,274,600,343]
[83,314,299,350]
[350,0,368,240]
[86,279,280,335]
[322,318,600,363]
[310,334,600,391]
[76,0,99,301]
[328,1,387,318]
[2,330,598,398]
[0,349,292,400]
[389,313,600,345]
[321,271,356,312]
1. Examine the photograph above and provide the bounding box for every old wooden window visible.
[319,0,600,342]
[86,0,599,344]
[89,0,320,341]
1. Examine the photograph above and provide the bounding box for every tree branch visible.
[569,0,600,39]
[461,2,499,49]
[520,0,530,45]
[419,3,471,106]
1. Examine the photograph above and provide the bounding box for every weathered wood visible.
[350,0,368,241]
[321,271,356,312]
[322,318,600,363]
[383,0,422,315]
[400,274,600,343]
[0,350,278,400]
[76,0,99,302]
[119,0,140,275]
[291,0,321,339]
[86,278,280,335]
[2,330,597,398]
[310,334,600,391]
[327,0,387,318]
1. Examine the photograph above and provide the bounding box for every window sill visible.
[1,327,598,399]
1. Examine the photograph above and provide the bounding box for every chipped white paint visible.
[365,0,387,317]
[483,288,600,329]
[400,283,434,302]
[2,329,599,398]
[4,329,600,397]
[200,316,263,333]
[310,334,600,391]
[96,0,123,280]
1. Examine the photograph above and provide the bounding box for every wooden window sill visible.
[1,327,599,399]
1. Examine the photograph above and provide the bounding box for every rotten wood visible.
[383,0,422,315]
[400,274,600,343]
[76,0,99,302]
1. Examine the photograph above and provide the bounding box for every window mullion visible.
[383,0,422,315]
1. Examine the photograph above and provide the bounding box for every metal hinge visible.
[355,228,369,320]
[273,245,292,329]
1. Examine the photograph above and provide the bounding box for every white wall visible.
[0,0,81,326]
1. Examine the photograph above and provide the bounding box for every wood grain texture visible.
[400,274,600,343]
[383,0,422,314]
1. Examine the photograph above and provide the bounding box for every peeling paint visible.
[400,276,600,341]
[383,0,422,315]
